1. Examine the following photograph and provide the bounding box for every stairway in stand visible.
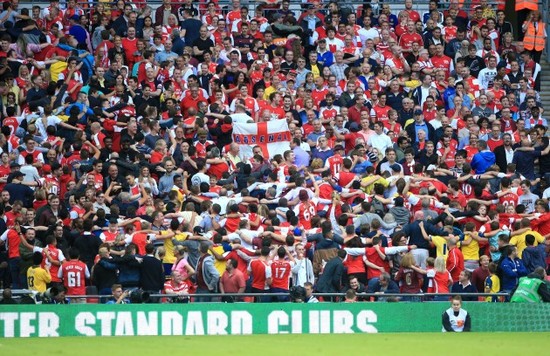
[539,55,550,111]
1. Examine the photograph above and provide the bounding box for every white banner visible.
[232,120,292,159]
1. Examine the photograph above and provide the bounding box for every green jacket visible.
[511,276,543,303]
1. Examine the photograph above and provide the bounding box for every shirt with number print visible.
[58,260,90,296]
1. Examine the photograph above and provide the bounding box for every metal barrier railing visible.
[2,289,510,303]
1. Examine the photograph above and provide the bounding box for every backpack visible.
[372,197,386,218]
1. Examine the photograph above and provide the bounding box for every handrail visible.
[2,289,510,301]
[543,0,550,61]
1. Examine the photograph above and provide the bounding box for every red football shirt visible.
[250,259,271,290]
[60,260,88,296]
[270,260,292,290]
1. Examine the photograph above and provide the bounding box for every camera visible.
[128,289,150,303]
[289,286,306,303]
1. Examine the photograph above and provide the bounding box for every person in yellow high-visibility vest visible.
[516,0,539,40]
[522,10,547,63]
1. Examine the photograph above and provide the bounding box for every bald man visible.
[402,210,450,268]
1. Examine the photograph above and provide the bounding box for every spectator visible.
[521,234,548,273]
[26,252,51,293]
[195,241,220,302]
[304,282,319,303]
[451,270,478,302]
[0,0,546,308]
[91,247,118,296]
[471,256,491,294]
[470,140,495,174]
[139,244,165,300]
[58,248,90,303]
[220,258,246,302]
[499,246,529,298]
[316,249,347,301]
[106,284,130,304]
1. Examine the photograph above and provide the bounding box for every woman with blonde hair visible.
[430,256,453,299]
[137,166,159,196]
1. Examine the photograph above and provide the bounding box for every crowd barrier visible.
[1,302,549,337]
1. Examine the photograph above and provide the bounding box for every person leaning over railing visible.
[510,267,550,303]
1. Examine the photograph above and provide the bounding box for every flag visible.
[232,120,292,159]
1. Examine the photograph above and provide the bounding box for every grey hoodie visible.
[389,206,411,226]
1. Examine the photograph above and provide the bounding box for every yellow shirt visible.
[211,244,227,276]
[404,79,421,90]
[510,230,545,258]
[484,274,500,302]
[163,231,188,264]
[27,266,51,293]
[310,64,321,79]
[3,86,21,105]
[404,118,415,130]
[170,186,185,204]
[263,85,277,100]
[361,176,388,195]
[460,233,479,261]
[431,235,449,263]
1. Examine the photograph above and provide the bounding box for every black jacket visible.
[73,233,103,271]
[494,144,512,173]
[92,257,118,292]
[315,256,345,293]
[407,121,436,144]
[139,255,165,292]
[4,183,34,208]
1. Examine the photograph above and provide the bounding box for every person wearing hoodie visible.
[521,234,548,273]
[389,196,410,226]
[511,267,550,303]
[470,140,495,174]
[208,115,234,150]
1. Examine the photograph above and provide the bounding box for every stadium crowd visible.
[0,0,549,305]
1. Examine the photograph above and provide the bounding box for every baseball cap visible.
[193,226,205,236]
[12,171,24,178]
[288,69,297,76]
[10,162,20,168]
[42,164,52,174]
[70,15,80,21]
[390,163,402,172]
[349,122,360,132]
[414,109,423,116]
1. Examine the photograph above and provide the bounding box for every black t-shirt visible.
[463,55,485,77]
[192,37,214,62]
